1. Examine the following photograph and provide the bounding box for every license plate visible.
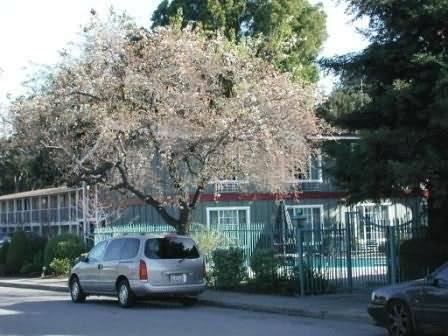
[170,274,186,284]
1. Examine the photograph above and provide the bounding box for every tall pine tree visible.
[321,0,448,242]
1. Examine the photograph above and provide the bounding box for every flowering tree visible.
[11,13,324,234]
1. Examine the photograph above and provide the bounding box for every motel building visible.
[0,185,98,238]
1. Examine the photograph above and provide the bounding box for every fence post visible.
[345,220,353,292]
[388,226,397,284]
[296,228,305,296]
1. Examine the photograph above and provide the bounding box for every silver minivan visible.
[68,234,207,307]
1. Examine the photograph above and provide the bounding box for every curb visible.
[0,281,371,324]
[0,281,68,293]
[198,299,371,324]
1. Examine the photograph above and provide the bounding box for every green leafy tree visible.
[152,0,245,40]
[321,0,448,241]
[0,136,62,195]
[152,0,326,82]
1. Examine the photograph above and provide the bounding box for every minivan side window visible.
[103,239,125,261]
[88,241,107,262]
[120,238,140,259]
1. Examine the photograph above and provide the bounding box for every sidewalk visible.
[0,277,371,323]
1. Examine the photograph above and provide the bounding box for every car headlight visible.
[371,291,386,305]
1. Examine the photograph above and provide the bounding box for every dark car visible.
[368,262,448,336]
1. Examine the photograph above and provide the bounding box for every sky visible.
[0,0,369,105]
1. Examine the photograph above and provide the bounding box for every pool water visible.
[304,256,388,268]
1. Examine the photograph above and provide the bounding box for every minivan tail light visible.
[139,259,148,281]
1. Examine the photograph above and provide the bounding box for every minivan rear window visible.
[145,237,199,259]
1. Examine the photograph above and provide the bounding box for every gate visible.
[296,217,427,294]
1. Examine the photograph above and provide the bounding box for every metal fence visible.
[295,218,427,295]
[94,218,427,295]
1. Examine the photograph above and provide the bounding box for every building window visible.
[354,204,390,245]
[8,200,14,224]
[16,199,23,225]
[206,207,250,231]
[287,205,324,243]
[294,155,323,183]
[50,195,58,209]
[0,202,6,225]
[60,194,69,221]
[32,198,40,223]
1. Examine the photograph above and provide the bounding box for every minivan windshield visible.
[145,237,199,259]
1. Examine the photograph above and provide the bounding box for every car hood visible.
[374,279,426,297]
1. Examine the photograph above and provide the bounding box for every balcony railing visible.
[0,207,83,225]
[214,180,248,193]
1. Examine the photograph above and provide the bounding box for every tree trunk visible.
[427,191,448,243]
[176,207,192,235]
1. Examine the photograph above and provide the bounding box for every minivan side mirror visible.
[78,255,89,263]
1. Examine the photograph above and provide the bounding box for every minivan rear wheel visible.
[70,277,86,303]
[117,279,135,308]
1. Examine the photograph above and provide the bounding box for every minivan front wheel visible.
[117,279,135,308]
[70,277,86,303]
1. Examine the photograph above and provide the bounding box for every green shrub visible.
[0,242,9,265]
[400,239,448,280]
[32,250,44,267]
[6,231,30,274]
[44,234,85,267]
[212,247,246,289]
[298,266,334,295]
[49,258,72,276]
[190,225,232,283]
[19,263,42,275]
[29,235,47,257]
[249,248,280,291]
[190,225,231,260]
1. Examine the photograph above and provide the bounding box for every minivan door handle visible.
[97,264,103,270]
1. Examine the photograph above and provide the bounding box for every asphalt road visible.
[0,287,386,336]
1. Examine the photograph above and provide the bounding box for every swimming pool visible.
[279,254,388,269]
